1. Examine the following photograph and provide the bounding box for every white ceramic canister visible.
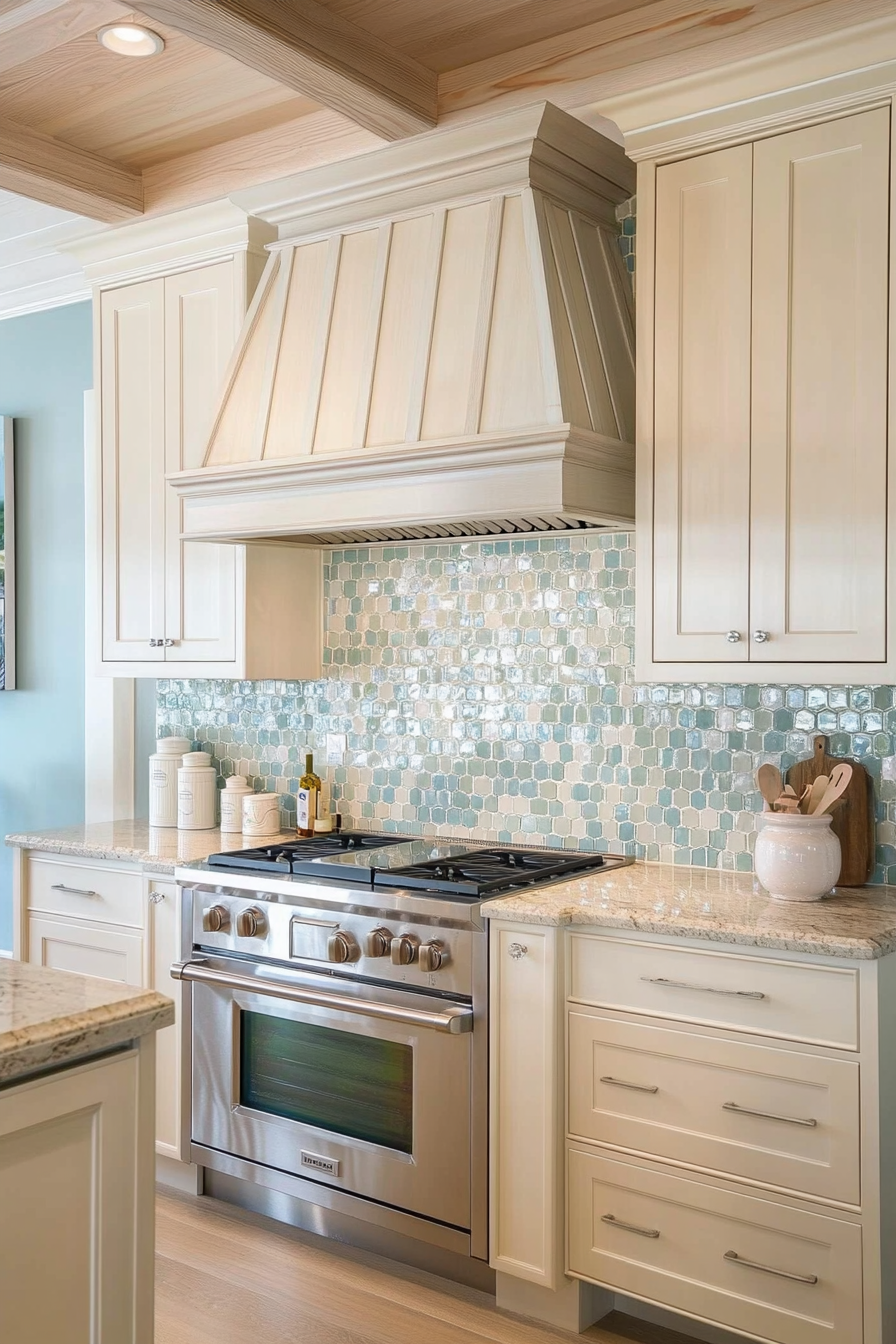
[149,737,191,828]
[754,812,842,902]
[177,751,218,831]
[220,775,253,833]
[242,791,281,837]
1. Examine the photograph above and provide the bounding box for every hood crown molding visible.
[173,103,636,545]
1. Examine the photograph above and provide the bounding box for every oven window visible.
[240,1011,413,1154]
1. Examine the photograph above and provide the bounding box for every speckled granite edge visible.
[0,991,175,1086]
[5,824,295,877]
[480,864,896,960]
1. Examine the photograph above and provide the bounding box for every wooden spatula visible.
[813,763,853,816]
[804,774,829,815]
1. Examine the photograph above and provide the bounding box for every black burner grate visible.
[205,832,405,876]
[373,848,610,897]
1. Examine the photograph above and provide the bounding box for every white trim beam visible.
[134,0,437,140]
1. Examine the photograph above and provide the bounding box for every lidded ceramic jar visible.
[149,737,191,828]
[177,751,218,831]
[754,812,841,902]
[220,775,253,833]
[242,791,281,837]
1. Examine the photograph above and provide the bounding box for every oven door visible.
[183,957,473,1231]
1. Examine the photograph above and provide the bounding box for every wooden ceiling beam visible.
[0,118,143,221]
[0,1,129,73]
[134,0,437,140]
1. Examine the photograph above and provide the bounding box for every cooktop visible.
[205,832,627,900]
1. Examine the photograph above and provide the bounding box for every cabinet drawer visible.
[569,1012,859,1204]
[568,1148,862,1344]
[28,916,144,986]
[27,856,143,929]
[568,935,858,1049]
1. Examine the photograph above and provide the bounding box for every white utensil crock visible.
[754,812,841,902]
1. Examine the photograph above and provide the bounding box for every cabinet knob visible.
[752,630,770,643]
[726,631,741,643]
[149,638,161,648]
[163,638,176,647]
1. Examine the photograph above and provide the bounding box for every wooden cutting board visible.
[785,735,874,886]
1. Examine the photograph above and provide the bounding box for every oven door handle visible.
[171,960,474,1034]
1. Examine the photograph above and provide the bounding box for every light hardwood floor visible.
[155,1190,696,1344]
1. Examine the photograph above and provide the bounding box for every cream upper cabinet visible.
[641,108,891,681]
[652,144,753,664]
[97,248,321,678]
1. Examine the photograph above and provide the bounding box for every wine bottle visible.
[297,751,322,838]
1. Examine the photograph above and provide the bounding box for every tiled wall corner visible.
[615,195,636,282]
[158,533,896,882]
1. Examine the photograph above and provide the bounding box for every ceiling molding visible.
[0,118,143,223]
[134,0,437,140]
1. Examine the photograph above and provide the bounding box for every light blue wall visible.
[0,302,93,949]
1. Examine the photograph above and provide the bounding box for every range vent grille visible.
[297,516,608,547]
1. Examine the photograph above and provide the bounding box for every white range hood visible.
[170,103,636,546]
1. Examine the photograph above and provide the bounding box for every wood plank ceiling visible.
[0,0,887,224]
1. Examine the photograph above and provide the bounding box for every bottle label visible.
[297,787,319,830]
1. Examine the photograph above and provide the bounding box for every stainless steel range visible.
[174,833,629,1284]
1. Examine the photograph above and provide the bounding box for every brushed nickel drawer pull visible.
[600,1075,659,1094]
[724,1250,817,1284]
[601,1214,660,1239]
[51,883,100,899]
[642,976,766,1001]
[723,1100,817,1128]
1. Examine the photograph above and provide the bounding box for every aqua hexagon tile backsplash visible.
[157,534,896,881]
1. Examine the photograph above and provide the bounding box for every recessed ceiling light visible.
[97,23,165,57]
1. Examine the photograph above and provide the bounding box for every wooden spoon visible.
[813,763,853,816]
[804,774,829,816]
[757,764,783,811]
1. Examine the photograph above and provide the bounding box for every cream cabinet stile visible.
[163,263,238,666]
[641,107,892,682]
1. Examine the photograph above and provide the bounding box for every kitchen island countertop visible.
[5,818,295,875]
[481,860,896,959]
[0,958,173,1086]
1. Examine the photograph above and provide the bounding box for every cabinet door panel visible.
[652,145,753,662]
[101,280,166,662]
[164,263,238,664]
[750,109,890,662]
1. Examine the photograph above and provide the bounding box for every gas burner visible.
[205,832,405,876]
[373,847,616,898]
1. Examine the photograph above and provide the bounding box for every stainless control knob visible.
[366,927,392,958]
[202,904,229,933]
[235,906,267,939]
[391,933,419,966]
[327,930,356,964]
[418,941,446,973]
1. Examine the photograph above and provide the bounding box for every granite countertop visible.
[481,862,896,959]
[5,819,295,875]
[0,960,174,1086]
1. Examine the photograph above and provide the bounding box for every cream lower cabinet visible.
[0,1045,156,1344]
[640,106,891,681]
[93,206,321,678]
[491,926,896,1344]
[15,850,185,1164]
